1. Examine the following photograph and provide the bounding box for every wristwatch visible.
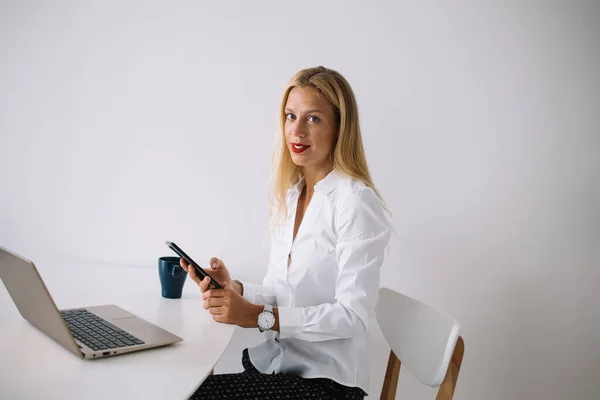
[257,304,276,332]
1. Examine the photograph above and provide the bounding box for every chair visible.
[375,288,465,399]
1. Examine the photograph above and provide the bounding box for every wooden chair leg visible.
[380,350,401,400]
[436,336,465,400]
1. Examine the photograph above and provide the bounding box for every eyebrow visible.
[285,108,325,115]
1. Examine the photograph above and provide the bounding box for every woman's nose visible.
[290,120,307,138]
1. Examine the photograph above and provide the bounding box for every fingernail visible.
[212,263,217,268]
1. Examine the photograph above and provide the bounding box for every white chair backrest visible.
[375,287,461,387]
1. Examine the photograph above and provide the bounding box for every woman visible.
[182,66,391,399]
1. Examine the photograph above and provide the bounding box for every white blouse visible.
[240,170,391,393]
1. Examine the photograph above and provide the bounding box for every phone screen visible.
[165,241,222,289]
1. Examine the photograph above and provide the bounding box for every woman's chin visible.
[290,155,310,166]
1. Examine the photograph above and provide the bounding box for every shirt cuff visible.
[277,307,303,339]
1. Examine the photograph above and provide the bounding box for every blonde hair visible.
[269,66,390,224]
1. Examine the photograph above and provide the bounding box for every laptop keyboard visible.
[61,309,145,351]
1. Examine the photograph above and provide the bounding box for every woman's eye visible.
[308,115,320,123]
[286,113,296,120]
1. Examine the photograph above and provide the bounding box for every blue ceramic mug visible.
[158,256,188,299]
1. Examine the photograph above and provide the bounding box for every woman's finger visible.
[209,257,221,270]
[180,258,189,271]
[210,297,224,307]
[208,306,224,315]
[187,263,201,283]
[203,298,223,309]
[199,276,210,293]
[203,288,227,299]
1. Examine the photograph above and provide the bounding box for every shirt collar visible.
[290,170,342,196]
[314,170,341,194]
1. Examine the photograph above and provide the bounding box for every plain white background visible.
[1,1,599,399]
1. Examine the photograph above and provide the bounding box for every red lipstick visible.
[291,143,310,154]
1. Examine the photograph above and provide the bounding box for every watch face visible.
[258,311,275,330]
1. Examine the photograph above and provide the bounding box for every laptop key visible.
[64,310,144,347]
[99,320,126,333]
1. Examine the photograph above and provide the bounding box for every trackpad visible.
[112,317,152,332]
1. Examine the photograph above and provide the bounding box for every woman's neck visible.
[302,162,333,199]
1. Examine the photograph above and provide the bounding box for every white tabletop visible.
[0,259,236,400]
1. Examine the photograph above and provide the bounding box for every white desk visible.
[0,259,236,400]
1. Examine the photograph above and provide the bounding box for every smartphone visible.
[165,241,222,289]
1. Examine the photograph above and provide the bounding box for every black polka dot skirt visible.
[189,348,367,399]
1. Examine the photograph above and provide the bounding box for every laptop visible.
[0,246,183,359]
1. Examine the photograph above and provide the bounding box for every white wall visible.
[1,1,599,399]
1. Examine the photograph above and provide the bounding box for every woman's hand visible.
[181,257,235,293]
[202,282,262,328]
